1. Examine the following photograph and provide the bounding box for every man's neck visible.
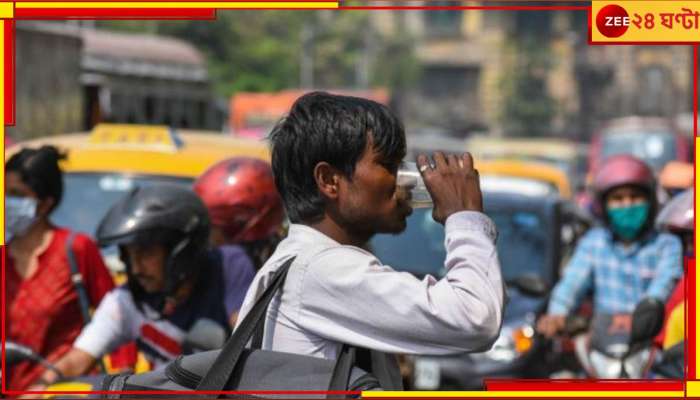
[309,217,370,248]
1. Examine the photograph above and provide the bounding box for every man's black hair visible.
[6,145,66,213]
[269,91,406,224]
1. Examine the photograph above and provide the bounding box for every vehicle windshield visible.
[480,176,558,197]
[52,173,193,236]
[369,204,551,284]
[601,130,677,171]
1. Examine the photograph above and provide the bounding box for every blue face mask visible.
[6,196,38,242]
[606,202,650,241]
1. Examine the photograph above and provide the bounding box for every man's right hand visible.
[418,152,483,225]
[536,314,566,338]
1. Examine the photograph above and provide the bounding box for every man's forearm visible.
[41,348,97,383]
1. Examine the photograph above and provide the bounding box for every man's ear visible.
[313,162,340,200]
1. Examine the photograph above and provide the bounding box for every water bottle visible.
[397,161,433,209]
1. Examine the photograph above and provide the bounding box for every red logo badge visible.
[596,4,630,38]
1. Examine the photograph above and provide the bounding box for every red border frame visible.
[15,8,218,19]
[2,2,697,397]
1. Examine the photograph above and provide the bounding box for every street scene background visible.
[4,7,696,390]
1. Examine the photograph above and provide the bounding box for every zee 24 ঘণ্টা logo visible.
[596,3,700,39]
[596,4,631,38]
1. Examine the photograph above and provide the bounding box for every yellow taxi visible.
[7,123,269,247]
[476,159,573,199]
[466,136,588,191]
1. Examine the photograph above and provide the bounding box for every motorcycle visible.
[2,318,227,397]
[650,341,684,379]
[568,298,666,379]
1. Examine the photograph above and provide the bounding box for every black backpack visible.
[99,257,403,398]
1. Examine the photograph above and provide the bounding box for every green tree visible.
[500,13,556,137]
[98,11,417,98]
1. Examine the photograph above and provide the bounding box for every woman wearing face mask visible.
[6,146,115,391]
[537,154,683,338]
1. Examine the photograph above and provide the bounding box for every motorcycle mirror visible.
[509,274,549,298]
[630,298,665,345]
[5,342,39,366]
[183,318,227,352]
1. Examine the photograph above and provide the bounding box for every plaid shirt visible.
[548,227,682,315]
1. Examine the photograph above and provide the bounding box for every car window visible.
[601,130,676,171]
[52,173,193,237]
[369,204,552,284]
[480,176,558,197]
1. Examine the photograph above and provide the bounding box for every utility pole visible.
[300,25,314,88]
[356,26,372,88]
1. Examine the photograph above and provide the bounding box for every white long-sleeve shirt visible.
[235,211,505,359]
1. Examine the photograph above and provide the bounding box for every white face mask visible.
[6,196,38,242]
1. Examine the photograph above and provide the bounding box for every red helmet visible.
[593,155,655,195]
[592,155,656,216]
[656,188,693,232]
[194,157,285,243]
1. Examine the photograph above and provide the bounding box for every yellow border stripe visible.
[0,2,12,18]
[688,381,700,397]
[16,2,338,8]
[362,391,685,398]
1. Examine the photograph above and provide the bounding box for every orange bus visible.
[230,88,390,139]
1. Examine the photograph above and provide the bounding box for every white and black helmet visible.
[96,184,210,312]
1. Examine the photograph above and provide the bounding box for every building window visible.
[423,2,463,37]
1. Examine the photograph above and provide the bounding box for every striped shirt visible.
[548,227,683,315]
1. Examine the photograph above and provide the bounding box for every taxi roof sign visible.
[88,124,182,152]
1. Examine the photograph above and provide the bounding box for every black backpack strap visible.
[65,232,92,326]
[195,257,295,395]
[195,256,364,397]
[327,344,356,393]
[369,351,403,390]
[356,348,403,390]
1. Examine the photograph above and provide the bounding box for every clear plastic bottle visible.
[396,161,433,209]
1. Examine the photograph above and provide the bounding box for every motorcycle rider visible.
[31,184,249,388]
[194,157,285,270]
[656,188,694,258]
[654,188,693,351]
[194,157,285,325]
[537,155,683,338]
[658,161,693,203]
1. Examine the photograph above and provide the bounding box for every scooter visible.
[570,298,665,379]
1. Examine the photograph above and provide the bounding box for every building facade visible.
[370,6,694,140]
[8,22,223,141]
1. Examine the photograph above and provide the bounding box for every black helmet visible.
[96,184,210,314]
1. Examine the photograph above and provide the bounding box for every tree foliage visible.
[500,13,556,137]
[98,11,416,98]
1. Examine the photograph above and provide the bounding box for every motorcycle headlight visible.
[590,350,622,378]
[512,325,535,354]
[472,325,535,363]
